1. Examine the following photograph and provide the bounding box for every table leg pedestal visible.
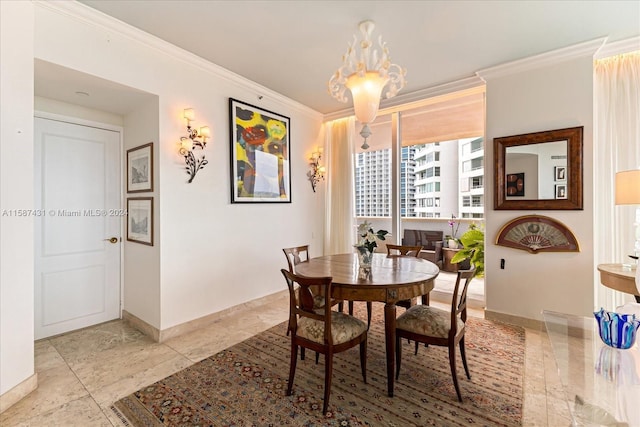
[384,303,397,397]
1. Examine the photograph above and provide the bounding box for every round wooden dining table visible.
[294,252,440,397]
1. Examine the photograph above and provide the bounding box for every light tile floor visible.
[0,285,569,426]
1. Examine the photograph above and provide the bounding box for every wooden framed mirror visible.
[494,126,583,210]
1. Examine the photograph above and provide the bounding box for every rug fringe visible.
[110,404,132,427]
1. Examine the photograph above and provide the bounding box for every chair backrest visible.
[419,230,444,251]
[450,268,476,335]
[386,244,422,257]
[282,245,310,272]
[281,269,334,343]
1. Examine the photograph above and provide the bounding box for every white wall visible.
[484,57,595,320]
[0,0,36,397]
[123,98,162,327]
[33,2,324,332]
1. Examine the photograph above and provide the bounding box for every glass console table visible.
[543,310,640,426]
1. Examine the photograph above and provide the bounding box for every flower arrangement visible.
[355,221,389,254]
[446,214,460,241]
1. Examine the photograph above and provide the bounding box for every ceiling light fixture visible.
[328,20,406,149]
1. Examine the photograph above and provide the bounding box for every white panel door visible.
[34,117,121,339]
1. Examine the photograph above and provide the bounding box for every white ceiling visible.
[42,1,640,116]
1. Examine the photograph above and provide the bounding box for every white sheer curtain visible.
[594,51,640,310]
[323,117,356,255]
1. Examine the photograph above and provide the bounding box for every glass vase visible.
[357,249,373,268]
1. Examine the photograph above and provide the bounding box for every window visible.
[470,138,483,152]
[472,176,483,189]
[352,93,484,223]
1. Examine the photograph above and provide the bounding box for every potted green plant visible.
[450,224,484,277]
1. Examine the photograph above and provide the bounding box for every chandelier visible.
[328,20,406,149]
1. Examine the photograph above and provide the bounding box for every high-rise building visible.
[459,137,485,218]
[355,138,484,218]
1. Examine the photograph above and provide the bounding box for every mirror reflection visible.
[505,140,567,200]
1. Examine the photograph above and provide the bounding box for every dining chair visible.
[386,244,423,310]
[281,269,368,414]
[283,245,345,334]
[395,268,475,402]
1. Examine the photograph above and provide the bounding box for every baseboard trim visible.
[124,289,289,343]
[0,373,37,414]
[122,310,160,342]
[484,309,544,330]
[430,290,485,309]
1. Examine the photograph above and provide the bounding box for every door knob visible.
[104,237,119,244]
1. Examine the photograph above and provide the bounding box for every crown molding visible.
[323,75,485,122]
[476,37,607,81]
[595,36,640,59]
[33,1,322,120]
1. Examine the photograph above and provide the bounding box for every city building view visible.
[355,137,484,219]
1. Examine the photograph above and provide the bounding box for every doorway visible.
[34,116,122,339]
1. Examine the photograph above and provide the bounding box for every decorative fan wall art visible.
[496,215,579,254]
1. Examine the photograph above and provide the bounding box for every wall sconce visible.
[307,148,325,192]
[179,108,210,183]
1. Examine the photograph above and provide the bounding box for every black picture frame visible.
[229,98,291,203]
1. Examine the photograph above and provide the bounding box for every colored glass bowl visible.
[594,308,640,350]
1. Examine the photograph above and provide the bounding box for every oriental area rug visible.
[112,305,525,426]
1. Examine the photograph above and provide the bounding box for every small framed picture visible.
[127,197,153,246]
[127,143,153,193]
[555,184,567,199]
[506,172,525,197]
[554,166,566,182]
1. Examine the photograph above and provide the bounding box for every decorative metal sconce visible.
[179,108,210,183]
[307,148,325,192]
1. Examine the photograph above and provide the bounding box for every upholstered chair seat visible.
[298,312,367,344]
[396,305,465,338]
[395,268,475,402]
[281,269,368,415]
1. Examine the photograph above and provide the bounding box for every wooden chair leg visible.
[414,341,428,355]
[338,302,344,312]
[460,337,471,379]
[359,338,367,383]
[348,301,354,315]
[395,335,402,380]
[448,344,462,402]
[315,351,320,364]
[421,294,430,306]
[287,343,298,396]
[300,347,305,360]
[323,351,333,414]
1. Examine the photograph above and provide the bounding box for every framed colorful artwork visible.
[229,98,291,203]
[127,142,153,193]
[127,197,153,246]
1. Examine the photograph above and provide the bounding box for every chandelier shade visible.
[328,20,406,149]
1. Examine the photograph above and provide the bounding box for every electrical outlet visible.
[500,259,505,269]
